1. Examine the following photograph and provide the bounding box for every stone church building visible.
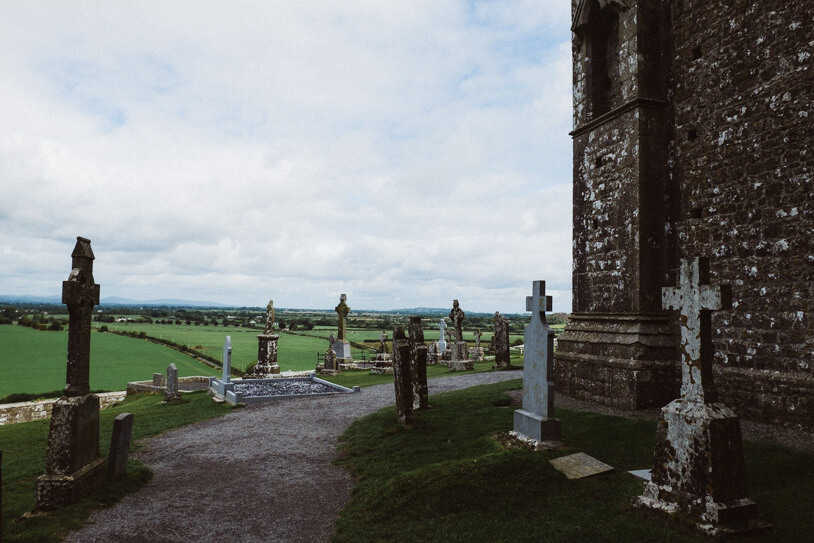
[555,0,812,429]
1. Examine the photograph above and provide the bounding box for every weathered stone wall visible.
[669,0,813,428]
[562,0,813,429]
[0,391,127,426]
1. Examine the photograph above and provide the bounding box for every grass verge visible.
[1,390,236,543]
[321,355,524,389]
[333,379,813,542]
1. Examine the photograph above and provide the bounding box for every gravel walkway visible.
[64,370,523,543]
[64,369,812,542]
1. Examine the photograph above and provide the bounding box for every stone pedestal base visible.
[333,340,351,360]
[513,409,561,442]
[36,457,106,511]
[257,334,280,377]
[447,360,474,372]
[633,398,767,535]
[36,394,105,511]
[554,313,678,410]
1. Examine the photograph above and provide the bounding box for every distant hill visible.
[0,294,229,308]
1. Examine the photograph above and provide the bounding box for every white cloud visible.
[0,1,574,313]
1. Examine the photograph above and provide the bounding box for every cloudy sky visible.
[0,1,573,314]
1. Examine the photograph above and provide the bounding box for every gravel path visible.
[64,371,523,543]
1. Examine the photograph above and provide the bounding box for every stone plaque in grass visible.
[550,452,614,480]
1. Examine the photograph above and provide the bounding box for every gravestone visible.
[36,237,106,511]
[378,330,388,354]
[471,328,484,360]
[222,337,232,383]
[107,412,134,480]
[392,327,414,425]
[492,312,511,369]
[333,294,352,362]
[634,258,766,535]
[408,316,429,410]
[437,319,448,354]
[447,300,473,371]
[152,372,165,388]
[513,281,561,443]
[256,299,281,375]
[427,340,440,365]
[322,335,339,375]
[164,363,182,403]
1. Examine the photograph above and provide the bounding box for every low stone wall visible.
[126,376,211,395]
[0,391,127,426]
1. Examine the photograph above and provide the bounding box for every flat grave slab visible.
[550,452,614,479]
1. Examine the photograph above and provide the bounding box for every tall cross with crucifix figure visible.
[662,256,731,403]
[62,237,100,397]
[513,280,561,443]
[335,294,350,341]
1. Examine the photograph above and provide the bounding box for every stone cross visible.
[513,280,560,443]
[264,299,275,334]
[449,300,465,342]
[437,319,447,353]
[524,281,554,417]
[335,294,350,341]
[222,336,232,383]
[662,257,731,402]
[62,237,100,397]
[379,330,388,353]
[474,328,482,349]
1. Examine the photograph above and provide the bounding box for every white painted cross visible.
[662,257,731,402]
[523,280,554,418]
[438,319,447,353]
[222,336,232,383]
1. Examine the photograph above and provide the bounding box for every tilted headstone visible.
[36,237,106,511]
[107,412,134,480]
[492,312,511,369]
[513,281,561,442]
[447,300,473,371]
[408,316,429,410]
[164,363,182,402]
[634,258,765,534]
[391,326,414,425]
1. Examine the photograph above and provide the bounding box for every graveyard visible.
[1,0,812,541]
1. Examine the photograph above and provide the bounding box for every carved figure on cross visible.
[62,237,100,397]
[335,294,350,341]
[449,300,465,342]
[264,299,275,334]
[662,257,731,402]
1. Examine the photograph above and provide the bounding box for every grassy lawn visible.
[321,354,524,389]
[0,326,220,398]
[0,390,236,543]
[333,379,813,542]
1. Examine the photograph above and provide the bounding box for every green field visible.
[0,325,221,397]
[96,322,343,372]
[2,318,536,398]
